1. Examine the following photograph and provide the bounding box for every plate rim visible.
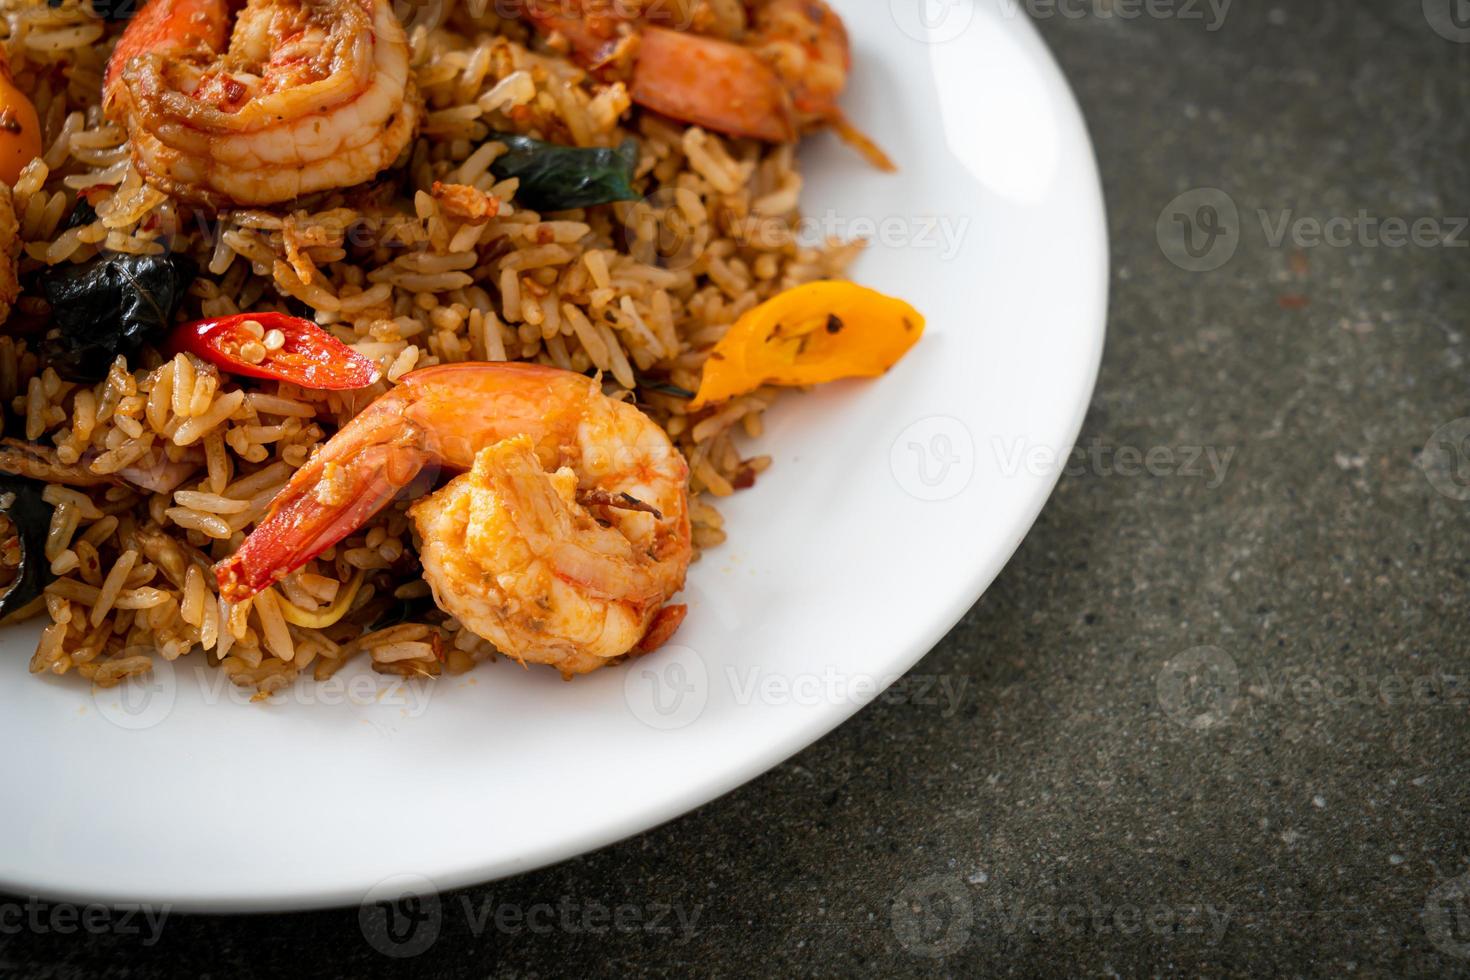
[0,6,1108,913]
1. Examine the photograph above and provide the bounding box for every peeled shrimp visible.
[523,0,851,143]
[214,363,692,674]
[103,0,420,207]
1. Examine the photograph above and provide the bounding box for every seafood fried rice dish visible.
[0,0,923,695]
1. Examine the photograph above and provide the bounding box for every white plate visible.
[0,0,1106,911]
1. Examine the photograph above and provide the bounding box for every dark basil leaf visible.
[580,364,695,400]
[635,374,694,399]
[60,197,97,233]
[0,475,54,620]
[369,596,436,632]
[283,296,320,322]
[489,134,640,213]
[87,0,141,21]
[40,251,197,382]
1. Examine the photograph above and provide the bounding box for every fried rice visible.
[0,0,864,692]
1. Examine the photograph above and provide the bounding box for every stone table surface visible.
[5,2,1469,976]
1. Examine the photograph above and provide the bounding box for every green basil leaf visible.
[489,134,641,213]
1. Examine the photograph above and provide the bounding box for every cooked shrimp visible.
[214,363,692,673]
[103,0,420,207]
[523,0,850,144]
[411,435,690,674]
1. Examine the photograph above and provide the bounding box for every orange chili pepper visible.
[690,281,924,409]
[0,48,41,186]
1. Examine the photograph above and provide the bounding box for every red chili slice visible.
[167,313,380,390]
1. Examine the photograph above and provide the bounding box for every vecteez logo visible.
[359,874,443,959]
[1419,418,1470,501]
[1424,872,1470,959]
[623,644,709,730]
[889,0,978,44]
[1423,0,1470,42]
[891,874,973,957]
[890,416,976,501]
[1156,646,1240,730]
[93,652,177,731]
[1157,188,1241,272]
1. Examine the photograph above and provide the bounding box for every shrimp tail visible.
[104,0,230,99]
[631,27,797,143]
[520,0,623,59]
[636,603,687,653]
[213,403,431,602]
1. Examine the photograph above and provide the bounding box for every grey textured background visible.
[5,1,1469,976]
